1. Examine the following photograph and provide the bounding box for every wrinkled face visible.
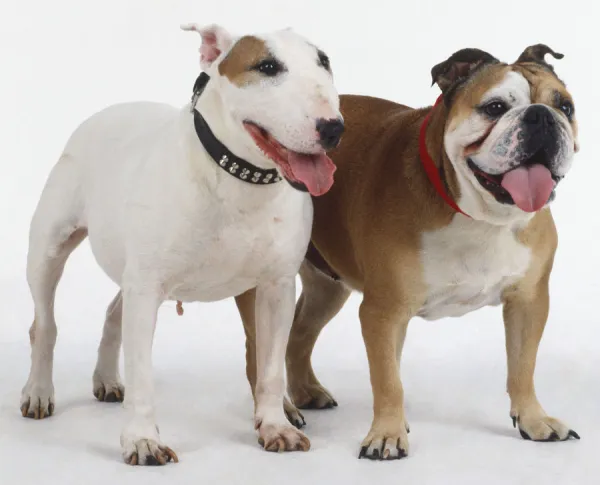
[444,64,578,216]
[214,29,342,196]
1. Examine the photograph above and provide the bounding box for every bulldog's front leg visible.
[358,296,411,460]
[254,277,310,452]
[120,285,178,466]
[503,279,580,442]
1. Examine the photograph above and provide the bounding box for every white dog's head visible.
[182,23,343,196]
[430,44,578,222]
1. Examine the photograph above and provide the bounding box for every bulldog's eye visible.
[483,100,509,118]
[253,59,284,77]
[560,100,574,120]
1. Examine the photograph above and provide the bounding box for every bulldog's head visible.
[431,44,578,221]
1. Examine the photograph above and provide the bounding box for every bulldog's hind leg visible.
[21,155,87,419]
[286,260,351,410]
[93,291,125,403]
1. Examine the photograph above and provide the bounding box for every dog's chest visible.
[163,194,309,302]
[418,218,531,320]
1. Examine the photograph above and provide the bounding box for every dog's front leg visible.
[503,278,580,442]
[253,277,310,452]
[358,296,411,460]
[234,288,306,429]
[120,286,178,466]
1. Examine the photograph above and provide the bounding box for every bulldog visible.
[236,44,581,460]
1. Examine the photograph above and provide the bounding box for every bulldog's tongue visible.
[287,152,337,196]
[500,164,555,213]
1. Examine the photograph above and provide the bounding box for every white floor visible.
[0,240,598,484]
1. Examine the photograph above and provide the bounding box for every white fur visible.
[444,71,577,224]
[419,216,531,320]
[189,26,340,160]
[22,24,340,464]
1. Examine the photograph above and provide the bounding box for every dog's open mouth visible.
[243,121,336,196]
[468,153,560,213]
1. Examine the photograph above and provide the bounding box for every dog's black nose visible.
[524,105,555,128]
[317,118,344,150]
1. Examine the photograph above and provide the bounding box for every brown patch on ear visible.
[218,35,270,86]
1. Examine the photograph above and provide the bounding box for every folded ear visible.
[181,23,234,70]
[431,48,498,93]
[516,44,564,71]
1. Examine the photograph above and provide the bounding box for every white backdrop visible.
[1,0,598,483]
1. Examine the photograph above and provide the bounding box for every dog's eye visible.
[253,59,283,77]
[560,100,574,120]
[318,50,330,71]
[483,101,509,118]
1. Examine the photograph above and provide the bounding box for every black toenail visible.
[519,428,532,441]
[146,454,160,466]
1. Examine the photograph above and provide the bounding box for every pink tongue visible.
[500,164,556,213]
[287,152,337,196]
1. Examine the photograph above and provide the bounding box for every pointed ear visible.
[516,44,564,71]
[181,23,234,70]
[431,48,498,93]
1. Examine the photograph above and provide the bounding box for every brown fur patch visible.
[218,36,270,87]
[513,63,578,139]
[447,64,511,128]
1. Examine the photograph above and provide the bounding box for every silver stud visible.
[229,162,239,174]
[251,171,262,183]
[219,155,229,167]
[274,176,282,182]
[240,168,250,180]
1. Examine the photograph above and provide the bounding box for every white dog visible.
[21,23,342,465]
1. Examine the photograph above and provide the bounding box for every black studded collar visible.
[191,72,307,191]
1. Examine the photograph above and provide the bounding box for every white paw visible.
[21,380,55,419]
[93,371,125,403]
[256,421,311,452]
[255,407,310,452]
[120,425,178,466]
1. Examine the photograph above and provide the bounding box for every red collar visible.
[418,95,471,218]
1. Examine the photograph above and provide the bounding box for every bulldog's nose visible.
[317,118,345,150]
[524,105,555,128]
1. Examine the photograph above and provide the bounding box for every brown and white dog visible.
[236,44,581,460]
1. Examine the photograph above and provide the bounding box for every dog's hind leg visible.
[286,260,351,410]
[21,155,87,419]
[93,291,125,403]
